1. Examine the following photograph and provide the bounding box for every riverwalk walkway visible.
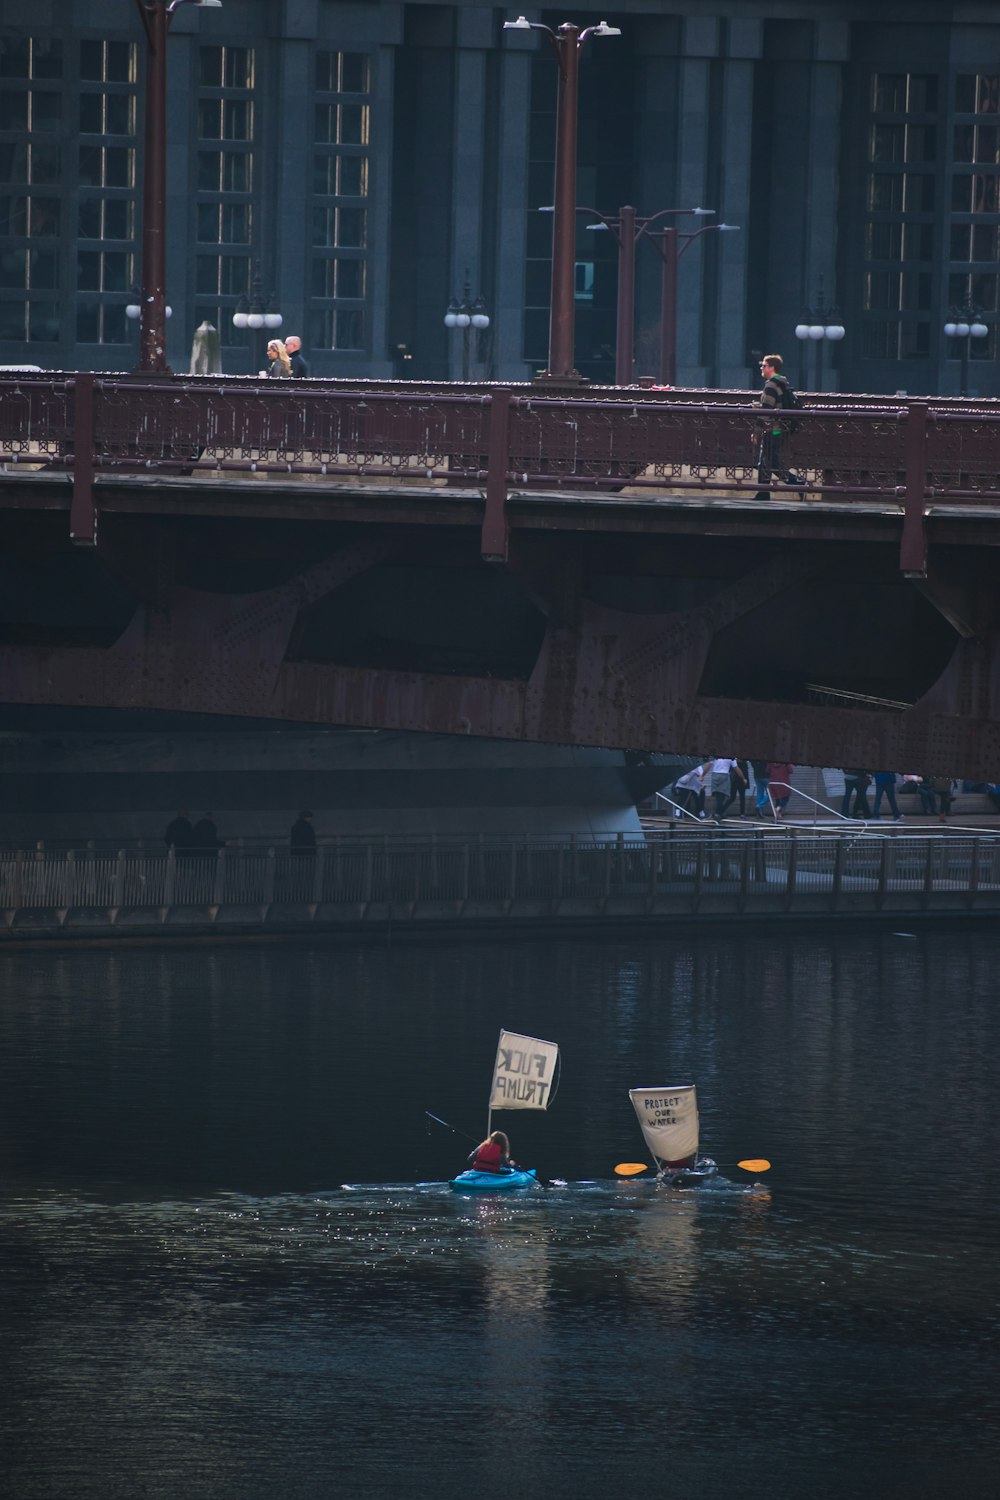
[3,819,1000,944]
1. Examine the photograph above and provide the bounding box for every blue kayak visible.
[450,1168,538,1193]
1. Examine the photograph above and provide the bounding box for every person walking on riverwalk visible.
[933,777,954,823]
[709,757,744,820]
[752,759,770,813]
[730,759,750,816]
[841,769,872,819]
[673,762,710,818]
[872,772,903,821]
[766,762,795,819]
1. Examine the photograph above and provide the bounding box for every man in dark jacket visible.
[754,354,803,500]
[285,336,310,377]
[164,810,194,854]
[290,810,316,853]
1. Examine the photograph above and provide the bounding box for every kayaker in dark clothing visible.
[468,1130,515,1173]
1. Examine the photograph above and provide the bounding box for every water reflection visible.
[3,932,1000,1498]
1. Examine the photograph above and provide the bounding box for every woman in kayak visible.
[468,1130,515,1173]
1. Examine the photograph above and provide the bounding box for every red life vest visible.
[472,1140,503,1172]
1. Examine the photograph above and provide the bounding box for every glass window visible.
[334,308,364,349]
[0,142,29,182]
[29,91,61,130]
[28,197,59,235]
[80,93,103,134]
[28,300,60,341]
[339,104,368,146]
[0,37,30,77]
[336,207,365,247]
[339,156,367,196]
[0,194,28,235]
[0,248,27,287]
[0,299,27,338]
[0,91,28,131]
[972,174,1000,212]
[29,143,60,184]
[77,251,102,290]
[866,222,902,259]
[868,173,902,212]
[29,248,58,289]
[30,38,62,79]
[336,259,364,299]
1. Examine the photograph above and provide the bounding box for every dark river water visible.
[1,930,998,1499]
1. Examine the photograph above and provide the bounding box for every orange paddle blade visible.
[614,1163,649,1176]
[737,1158,771,1172]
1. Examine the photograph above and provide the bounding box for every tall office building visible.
[0,1,997,394]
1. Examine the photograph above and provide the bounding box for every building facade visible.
[0,0,997,394]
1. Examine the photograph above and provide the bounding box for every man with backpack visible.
[753,354,804,501]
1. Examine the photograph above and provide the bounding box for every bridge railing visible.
[2,836,998,927]
[3,373,1000,504]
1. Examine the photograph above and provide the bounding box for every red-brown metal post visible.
[614,205,636,385]
[901,400,929,577]
[70,372,97,545]
[658,227,678,386]
[482,389,513,562]
[547,25,581,382]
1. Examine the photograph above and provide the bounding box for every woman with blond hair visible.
[266,338,291,377]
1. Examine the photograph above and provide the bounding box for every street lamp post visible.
[232,268,283,373]
[650,221,741,386]
[444,274,490,381]
[794,280,846,391]
[503,16,620,385]
[943,303,988,397]
[133,0,221,374]
[582,205,721,384]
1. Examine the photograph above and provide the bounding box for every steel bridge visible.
[2,371,1000,776]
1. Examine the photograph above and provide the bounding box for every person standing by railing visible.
[290,811,316,854]
[164,810,194,854]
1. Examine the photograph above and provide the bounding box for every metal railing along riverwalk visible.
[2,833,999,938]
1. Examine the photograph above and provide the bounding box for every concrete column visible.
[449,42,488,378]
[715,35,759,387]
[675,18,718,385]
[494,43,533,380]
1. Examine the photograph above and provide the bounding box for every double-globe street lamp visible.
[943,303,988,397]
[503,15,620,385]
[133,0,221,374]
[443,274,490,381]
[794,281,845,391]
[232,268,283,373]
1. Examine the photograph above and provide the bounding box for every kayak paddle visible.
[614,1158,771,1176]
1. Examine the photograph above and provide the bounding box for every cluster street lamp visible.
[643,219,739,388]
[578,206,720,385]
[443,274,490,381]
[794,280,846,391]
[232,268,283,373]
[943,303,988,397]
[133,0,221,375]
[502,15,620,385]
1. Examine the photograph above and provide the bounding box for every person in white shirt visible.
[672,762,710,818]
[709,757,745,819]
